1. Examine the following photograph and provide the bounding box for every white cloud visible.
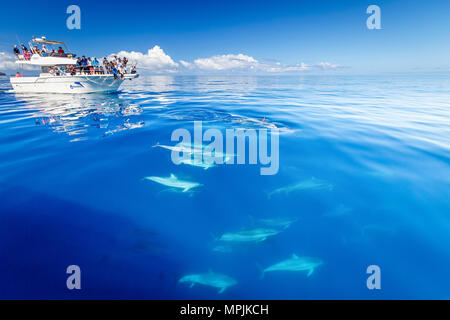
[112,45,179,72]
[262,62,310,73]
[179,60,194,69]
[0,52,19,70]
[194,54,259,70]
[0,52,39,71]
[314,62,341,70]
[187,53,339,73]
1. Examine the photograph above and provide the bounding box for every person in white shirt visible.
[119,64,126,75]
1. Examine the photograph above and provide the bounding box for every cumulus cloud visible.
[0,52,19,70]
[183,53,339,73]
[314,62,341,70]
[179,60,194,69]
[112,45,179,72]
[0,52,40,71]
[193,54,259,71]
[262,62,310,73]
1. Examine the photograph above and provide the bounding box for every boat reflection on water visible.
[14,92,145,141]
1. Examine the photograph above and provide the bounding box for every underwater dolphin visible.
[154,142,234,162]
[153,142,201,154]
[143,174,201,192]
[179,271,237,294]
[179,158,216,170]
[258,217,298,230]
[261,254,323,278]
[268,177,333,198]
[229,113,297,134]
[218,228,280,243]
[230,114,279,129]
[193,143,235,163]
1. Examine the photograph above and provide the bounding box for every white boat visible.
[10,36,139,93]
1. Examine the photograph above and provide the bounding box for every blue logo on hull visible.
[70,82,84,89]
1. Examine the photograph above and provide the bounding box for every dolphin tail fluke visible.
[307,268,314,277]
[218,287,226,294]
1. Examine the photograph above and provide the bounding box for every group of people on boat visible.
[75,56,102,75]
[14,44,70,60]
[73,55,136,78]
[47,65,77,76]
[103,55,137,79]
[13,43,137,78]
[42,55,136,78]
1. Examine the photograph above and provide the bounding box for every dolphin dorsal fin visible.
[292,254,299,259]
[170,174,176,179]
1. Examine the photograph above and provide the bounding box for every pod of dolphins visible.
[144,141,331,294]
[177,216,323,294]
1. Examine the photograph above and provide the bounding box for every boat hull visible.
[10,74,138,93]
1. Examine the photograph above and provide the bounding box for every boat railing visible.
[46,66,136,78]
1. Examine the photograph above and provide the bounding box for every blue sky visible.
[1,0,450,73]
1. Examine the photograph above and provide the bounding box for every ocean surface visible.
[0,74,449,299]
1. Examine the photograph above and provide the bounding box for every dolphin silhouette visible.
[179,271,237,294]
[143,174,201,192]
[261,254,323,279]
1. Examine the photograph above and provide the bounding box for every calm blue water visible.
[0,74,449,299]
